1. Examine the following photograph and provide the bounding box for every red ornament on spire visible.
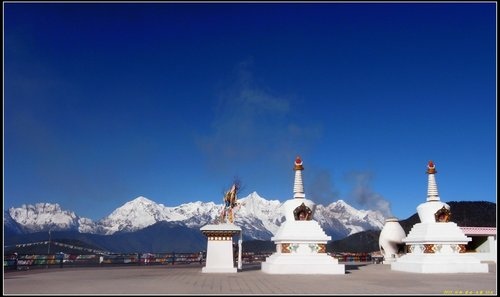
[426,160,437,174]
[294,156,304,171]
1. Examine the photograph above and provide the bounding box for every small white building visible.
[460,226,497,263]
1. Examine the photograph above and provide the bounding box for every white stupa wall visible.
[261,217,345,274]
[403,222,471,243]
[281,198,316,222]
[392,253,489,273]
[417,201,450,223]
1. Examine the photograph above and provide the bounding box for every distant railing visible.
[333,253,373,262]
[5,252,374,271]
[4,252,205,271]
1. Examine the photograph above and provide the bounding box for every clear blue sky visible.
[4,2,497,222]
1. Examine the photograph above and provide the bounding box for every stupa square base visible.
[202,267,237,273]
[261,254,345,274]
[382,258,397,264]
[391,254,489,273]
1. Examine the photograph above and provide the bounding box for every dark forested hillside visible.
[398,201,496,234]
[242,240,276,253]
[327,230,380,253]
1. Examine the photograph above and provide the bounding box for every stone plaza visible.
[4,262,497,295]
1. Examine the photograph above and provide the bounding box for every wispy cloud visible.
[308,169,340,206]
[196,59,322,174]
[345,171,392,218]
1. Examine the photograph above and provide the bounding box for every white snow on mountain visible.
[98,196,171,235]
[234,192,284,239]
[314,200,385,237]
[164,201,221,227]
[8,203,80,232]
[77,217,99,234]
[6,192,386,240]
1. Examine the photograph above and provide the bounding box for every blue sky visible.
[4,2,497,222]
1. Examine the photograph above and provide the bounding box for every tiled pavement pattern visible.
[4,262,497,295]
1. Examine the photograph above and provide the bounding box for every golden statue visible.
[220,182,240,223]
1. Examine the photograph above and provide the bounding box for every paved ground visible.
[4,262,497,295]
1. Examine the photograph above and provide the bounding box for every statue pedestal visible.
[200,224,241,273]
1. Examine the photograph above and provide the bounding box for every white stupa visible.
[261,156,345,274]
[391,161,488,273]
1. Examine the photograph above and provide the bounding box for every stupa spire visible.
[293,156,305,199]
[426,160,440,201]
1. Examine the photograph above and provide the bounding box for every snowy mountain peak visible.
[8,202,79,232]
[127,196,163,207]
[98,196,170,235]
[6,194,386,240]
[240,191,279,203]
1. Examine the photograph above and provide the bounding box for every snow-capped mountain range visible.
[5,192,386,240]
